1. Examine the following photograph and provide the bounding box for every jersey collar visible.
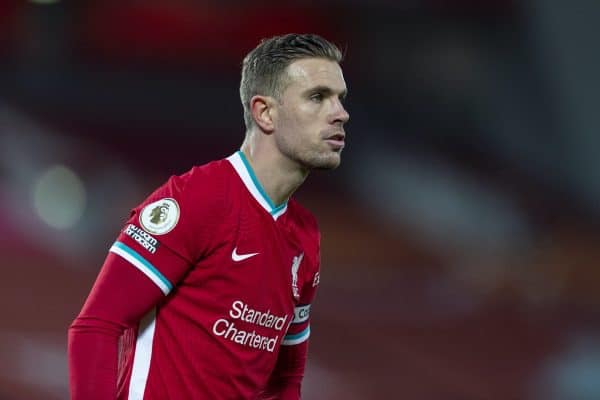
[227,151,288,220]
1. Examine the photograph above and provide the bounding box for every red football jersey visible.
[104,151,320,399]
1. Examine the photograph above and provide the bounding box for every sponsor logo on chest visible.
[212,300,288,353]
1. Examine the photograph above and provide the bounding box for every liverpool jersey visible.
[72,151,321,399]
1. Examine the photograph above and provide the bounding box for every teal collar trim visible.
[227,151,288,220]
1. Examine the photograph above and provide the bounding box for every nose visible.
[331,99,350,125]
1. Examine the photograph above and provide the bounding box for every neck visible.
[240,135,309,206]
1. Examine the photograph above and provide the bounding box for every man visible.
[68,33,349,399]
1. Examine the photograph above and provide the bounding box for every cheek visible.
[276,106,321,144]
[289,102,320,121]
[277,111,302,134]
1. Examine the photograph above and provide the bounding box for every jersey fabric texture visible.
[68,151,321,400]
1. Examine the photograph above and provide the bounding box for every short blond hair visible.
[240,33,343,129]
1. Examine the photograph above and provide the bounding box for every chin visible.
[305,153,341,170]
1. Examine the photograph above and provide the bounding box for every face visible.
[272,57,349,170]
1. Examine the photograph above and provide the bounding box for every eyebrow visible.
[306,85,348,100]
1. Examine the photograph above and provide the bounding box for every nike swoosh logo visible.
[231,247,259,262]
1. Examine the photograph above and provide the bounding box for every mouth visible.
[327,132,345,141]
[324,132,345,150]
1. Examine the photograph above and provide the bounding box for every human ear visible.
[250,95,275,133]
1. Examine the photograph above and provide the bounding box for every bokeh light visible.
[32,165,86,230]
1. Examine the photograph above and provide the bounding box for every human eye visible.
[309,92,323,103]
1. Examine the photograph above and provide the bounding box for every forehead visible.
[283,58,346,93]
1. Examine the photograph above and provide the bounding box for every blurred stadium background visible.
[1,1,600,399]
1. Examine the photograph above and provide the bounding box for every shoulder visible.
[126,159,233,261]
[287,199,319,233]
[138,158,232,225]
[287,199,320,254]
[163,158,232,204]
[173,158,231,190]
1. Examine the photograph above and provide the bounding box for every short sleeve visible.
[110,166,225,295]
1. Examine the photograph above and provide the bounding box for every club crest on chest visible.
[291,253,304,300]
